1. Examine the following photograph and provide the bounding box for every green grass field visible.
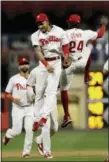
[2,129,108,161]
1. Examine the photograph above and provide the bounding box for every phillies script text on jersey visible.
[16,83,28,90]
[39,36,61,45]
[5,74,31,106]
[31,25,69,57]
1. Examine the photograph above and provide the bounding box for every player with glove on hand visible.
[60,15,108,128]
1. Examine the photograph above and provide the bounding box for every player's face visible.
[37,21,49,33]
[19,64,29,73]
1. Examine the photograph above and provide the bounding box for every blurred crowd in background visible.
[1,1,109,91]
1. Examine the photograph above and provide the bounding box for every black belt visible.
[21,105,31,107]
[45,56,60,61]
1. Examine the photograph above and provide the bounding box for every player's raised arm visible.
[97,16,108,38]
[86,16,108,44]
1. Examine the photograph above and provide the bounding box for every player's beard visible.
[21,67,29,73]
[19,65,29,73]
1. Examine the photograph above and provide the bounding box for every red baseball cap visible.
[18,57,29,65]
[36,13,49,23]
[67,14,81,23]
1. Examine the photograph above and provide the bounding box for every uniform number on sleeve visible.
[69,40,84,53]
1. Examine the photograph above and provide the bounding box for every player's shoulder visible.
[66,29,73,33]
[9,74,19,81]
[84,29,94,33]
[53,25,65,32]
[31,30,40,38]
[78,28,84,33]
[66,28,83,33]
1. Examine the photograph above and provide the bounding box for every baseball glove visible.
[62,56,72,69]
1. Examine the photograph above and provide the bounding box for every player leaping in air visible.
[60,15,108,128]
[30,13,69,132]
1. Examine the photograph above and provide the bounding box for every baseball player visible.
[3,58,35,158]
[103,59,109,162]
[103,59,109,95]
[60,14,108,128]
[27,67,58,159]
[30,13,69,131]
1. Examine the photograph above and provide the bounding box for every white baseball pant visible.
[35,98,58,154]
[60,52,91,91]
[34,59,61,122]
[5,105,34,155]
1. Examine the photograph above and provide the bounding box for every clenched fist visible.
[100,16,108,25]
[46,64,54,73]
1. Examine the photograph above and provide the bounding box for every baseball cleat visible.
[44,153,53,159]
[22,154,30,158]
[3,136,10,146]
[61,116,72,128]
[35,137,44,156]
[39,117,47,127]
[32,122,40,131]
[37,143,44,156]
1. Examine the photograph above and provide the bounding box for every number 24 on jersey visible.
[69,40,84,53]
